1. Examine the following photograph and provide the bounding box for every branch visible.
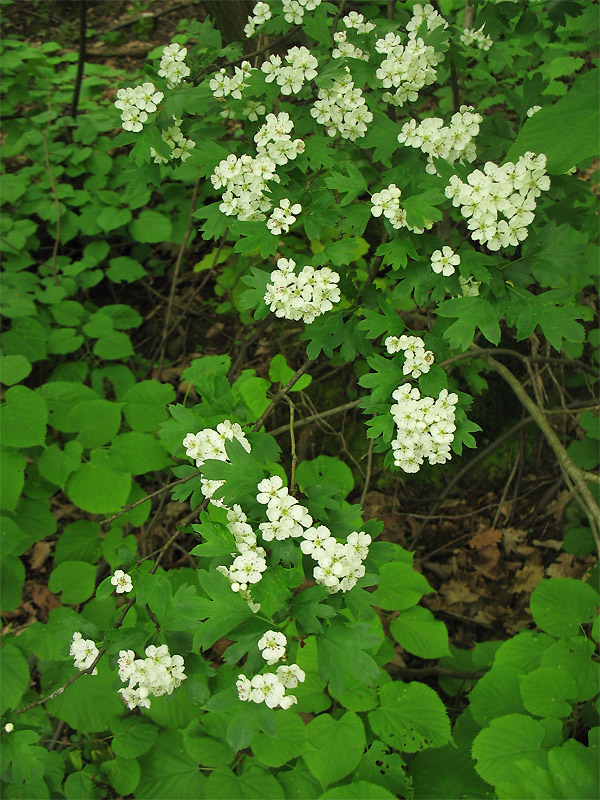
[100,470,201,527]
[252,358,315,432]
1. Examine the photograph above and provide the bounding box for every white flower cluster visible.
[150,116,196,164]
[237,634,305,709]
[332,31,369,61]
[217,503,267,608]
[114,82,163,132]
[183,420,252,506]
[445,152,551,250]
[431,246,460,277]
[343,11,376,33]
[385,335,434,379]
[460,26,493,51]
[263,258,340,324]
[211,112,304,223]
[371,183,433,234]
[241,100,266,122]
[375,4,446,107]
[261,46,318,95]
[391,386,458,472]
[282,0,322,25]
[209,61,253,100]
[256,475,312,540]
[398,106,482,175]
[111,569,133,594]
[305,527,371,593]
[244,1,272,37]
[267,198,302,236]
[70,632,99,675]
[158,43,190,88]
[118,645,186,710]
[311,70,373,140]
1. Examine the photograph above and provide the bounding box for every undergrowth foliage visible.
[1,1,599,798]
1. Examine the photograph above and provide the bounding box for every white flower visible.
[111,569,133,594]
[431,246,460,276]
[236,674,252,700]
[4,723,14,733]
[258,631,287,665]
[70,632,99,675]
[526,105,542,118]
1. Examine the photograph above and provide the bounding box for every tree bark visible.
[203,0,255,53]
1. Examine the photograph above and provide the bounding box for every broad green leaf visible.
[193,568,253,650]
[493,630,554,672]
[184,719,236,766]
[0,554,25,610]
[279,764,321,800]
[66,450,131,513]
[123,380,175,432]
[371,561,433,611]
[107,255,146,283]
[468,666,527,726]
[252,710,313,768]
[38,441,83,488]
[0,643,29,713]
[48,560,97,604]
[46,660,123,732]
[390,605,450,658]
[205,765,284,799]
[110,717,159,759]
[317,623,380,694]
[354,740,413,799]
[136,730,206,799]
[296,455,354,499]
[110,431,171,474]
[130,210,173,242]
[540,637,598,702]
[97,205,132,232]
[190,516,238,559]
[320,782,397,799]
[102,758,141,796]
[520,667,578,718]
[48,327,84,354]
[368,682,451,752]
[0,448,25,511]
[38,381,99,432]
[65,398,122,448]
[324,163,368,206]
[507,70,600,173]
[269,354,312,391]
[0,354,32,386]
[303,711,365,788]
[93,330,134,359]
[471,714,546,785]
[547,740,600,800]
[530,578,598,637]
[0,385,47,447]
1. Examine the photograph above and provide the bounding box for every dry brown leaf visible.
[439,579,480,605]
[547,553,580,579]
[29,583,61,614]
[509,563,544,594]
[469,528,503,550]
[502,528,527,555]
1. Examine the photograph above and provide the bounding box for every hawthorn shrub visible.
[1,1,599,799]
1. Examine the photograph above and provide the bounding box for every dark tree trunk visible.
[203,0,256,53]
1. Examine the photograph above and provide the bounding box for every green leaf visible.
[136,730,206,799]
[296,455,354,499]
[0,447,25,511]
[368,682,451,752]
[269,354,312,391]
[547,740,600,800]
[38,381,99,432]
[205,765,284,799]
[324,163,368,207]
[66,450,131,513]
[520,667,578,718]
[97,205,132,232]
[190,514,237,558]
[93,329,134,359]
[110,432,171,475]
[102,758,141,796]
[184,719,236,766]
[107,255,146,283]
[530,578,598,637]
[541,636,598,702]
[0,643,29,713]
[437,297,501,350]
[493,630,555,672]
[48,560,97,604]
[0,554,25,610]
[320,781,397,799]
[291,585,336,634]
[371,561,433,611]
[123,380,175,432]
[54,520,102,564]
[64,398,122,448]
[130,209,173,242]
[48,327,84,354]
[317,623,380,694]
[193,568,253,650]
[507,70,600,173]
[111,717,159,759]
[252,711,313,768]
[471,714,546,786]
[0,354,32,386]
[303,711,366,788]
[468,665,527,726]
[46,660,124,732]
[390,605,450,658]
[0,385,47,447]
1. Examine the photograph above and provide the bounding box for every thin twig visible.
[285,397,298,492]
[70,0,87,120]
[252,358,315,432]
[100,470,201,527]
[360,439,374,506]
[42,97,60,286]
[155,173,201,380]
